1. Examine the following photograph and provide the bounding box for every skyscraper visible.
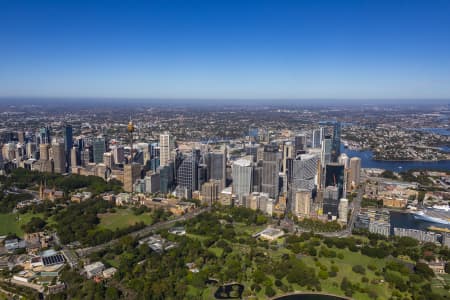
[288,154,319,212]
[294,134,306,155]
[39,143,50,161]
[160,132,174,167]
[150,142,159,159]
[252,161,263,193]
[319,121,341,162]
[206,148,226,190]
[349,157,362,190]
[325,163,345,199]
[103,152,114,168]
[338,153,349,168]
[294,189,312,218]
[81,147,92,166]
[338,198,349,223]
[201,180,220,206]
[323,185,340,217]
[112,145,125,165]
[261,144,280,199]
[321,135,332,168]
[197,163,208,190]
[17,131,25,144]
[63,124,73,170]
[52,142,66,174]
[332,121,341,162]
[175,149,200,198]
[144,172,161,194]
[1,143,15,161]
[26,142,37,159]
[92,138,106,164]
[312,129,321,149]
[282,142,294,174]
[124,163,141,192]
[39,126,51,145]
[70,146,79,167]
[232,158,253,205]
[159,163,175,194]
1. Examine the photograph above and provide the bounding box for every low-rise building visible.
[382,198,408,208]
[257,227,285,241]
[139,235,178,253]
[424,259,446,274]
[5,239,26,252]
[102,267,118,279]
[168,227,186,236]
[70,191,92,203]
[394,228,441,244]
[84,261,105,279]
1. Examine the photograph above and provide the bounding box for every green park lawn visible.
[432,273,450,296]
[299,249,391,300]
[186,223,400,300]
[98,208,153,230]
[0,212,45,237]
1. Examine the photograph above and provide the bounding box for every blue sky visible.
[1,0,450,101]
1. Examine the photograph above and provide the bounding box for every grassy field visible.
[0,212,45,237]
[299,249,391,300]
[184,220,408,300]
[432,273,450,295]
[98,208,153,230]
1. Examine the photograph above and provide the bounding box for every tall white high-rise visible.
[232,158,253,205]
[338,153,350,169]
[338,198,348,223]
[319,127,326,143]
[159,132,174,167]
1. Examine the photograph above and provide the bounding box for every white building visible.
[338,198,349,224]
[258,227,285,241]
[84,261,105,279]
[159,133,174,167]
[232,158,253,205]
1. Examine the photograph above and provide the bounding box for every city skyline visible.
[1,104,449,299]
[1,0,450,101]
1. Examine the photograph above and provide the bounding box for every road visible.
[14,187,41,199]
[76,207,210,257]
[346,187,363,234]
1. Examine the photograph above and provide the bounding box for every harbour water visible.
[389,211,450,234]
[341,144,450,230]
[341,145,450,172]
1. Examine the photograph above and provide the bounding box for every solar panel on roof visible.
[42,254,65,266]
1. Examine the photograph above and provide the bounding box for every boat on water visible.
[411,207,450,225]
[432,204,450,211]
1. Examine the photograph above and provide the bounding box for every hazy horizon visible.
[0,96,449,107]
